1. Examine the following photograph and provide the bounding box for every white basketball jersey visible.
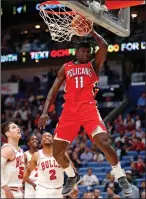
[36,149,64,189]
[1,144,25,187]
[25,151,38,181]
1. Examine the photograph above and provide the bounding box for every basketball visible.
[71,15,93,37]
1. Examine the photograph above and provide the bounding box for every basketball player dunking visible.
[23,132,78,198]
[1,122,25,198]
[38,29,133,196]
[24,134,38,198]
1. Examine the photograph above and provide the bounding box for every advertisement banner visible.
[1,41,145,64]
[1,83,19,95]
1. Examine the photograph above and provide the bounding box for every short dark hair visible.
[1,121,14,138]
[76,41,91,50]
[27,134,36,144]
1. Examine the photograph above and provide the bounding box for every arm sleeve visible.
[1,157,7,188]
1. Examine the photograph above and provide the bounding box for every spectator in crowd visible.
[114,114,123,128]
[115,132,125,144]
[136,127,144,138]
[125,121,135,133]
[128,137,145,151]
[93,149,105,163]
[106,187,115,199]
[140,181,146,195]
[116,121,126,134]
[125,170,135,184]
[124,114,134,126]
[4,95,16,108]
[106,121,114,134]
[135,156,145,174]
[83,192,93,198]
[137,92,146,108]
[71,152,82,169]
[13,105,23,119]
[104,174,122,194]
[82,168,99,186]
[135,115,141,129]
[103,172,111,185]
[141,191,145,199]
[130,161,141,179]
[80,147,93,165]
[92,189,103,199]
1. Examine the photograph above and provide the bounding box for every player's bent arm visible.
[90,29,108,73]
[42,65,65,114]
[23,152,38,184]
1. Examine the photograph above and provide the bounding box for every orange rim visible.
[39,1,76,15]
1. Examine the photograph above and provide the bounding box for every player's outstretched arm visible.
[23,152,38,189]
[38,65,65,129]
[1,146,15,198]
[90,29,108,74]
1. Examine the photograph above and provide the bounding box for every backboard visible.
[58,0,130,37]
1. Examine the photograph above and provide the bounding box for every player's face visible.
[42,133,53,146]
[6,123,21,139]
[76,47,91,63]
[28,136,38,148]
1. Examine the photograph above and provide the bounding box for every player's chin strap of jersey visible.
[1,157,7,188]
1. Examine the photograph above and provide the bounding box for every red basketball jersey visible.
[64,61,99,102]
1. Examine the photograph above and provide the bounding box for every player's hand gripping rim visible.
[38,113,49,129]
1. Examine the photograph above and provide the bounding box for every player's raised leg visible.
[53,139,82,196]
[92,131,133,196]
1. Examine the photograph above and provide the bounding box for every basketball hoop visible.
[39,1,93,42]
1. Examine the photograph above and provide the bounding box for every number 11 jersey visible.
[64,61,98,103]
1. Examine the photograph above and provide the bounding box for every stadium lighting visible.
[131,13,137,18]
[35,25,40,29]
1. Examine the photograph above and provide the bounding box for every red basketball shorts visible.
[54,101,107,143]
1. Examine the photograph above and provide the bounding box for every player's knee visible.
[93,133,110,147]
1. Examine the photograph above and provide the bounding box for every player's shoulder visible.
[1,144,16,159]
[1,144,15,152]
[63,61,74,68]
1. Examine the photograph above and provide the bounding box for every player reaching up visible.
[38,29,133,196]
[1,122,25,198]
[23,132,78,198]
[24,134,38,198]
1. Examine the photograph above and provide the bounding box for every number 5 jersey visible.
[1,144,24,194]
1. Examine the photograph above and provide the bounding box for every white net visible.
[39,3,93,42]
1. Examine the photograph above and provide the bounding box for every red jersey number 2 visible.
[49,169,57,180]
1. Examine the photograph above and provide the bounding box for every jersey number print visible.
[49,169,57,180]
[75,76,83,88]
[18,167,24,179]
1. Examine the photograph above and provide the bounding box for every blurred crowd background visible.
[1,0,146,198]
